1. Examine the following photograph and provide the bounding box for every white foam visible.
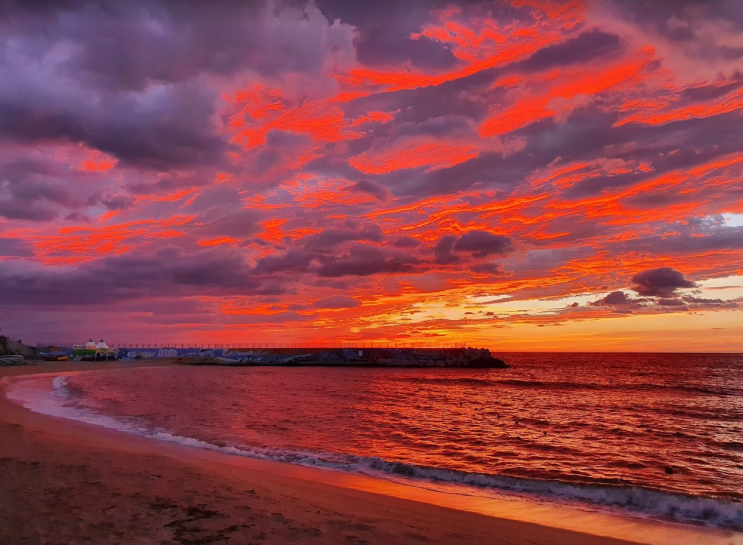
[7,375,137,433]
[6,374,743,530]
[117,432,743,529]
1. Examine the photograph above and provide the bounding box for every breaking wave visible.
[7,373,743,531]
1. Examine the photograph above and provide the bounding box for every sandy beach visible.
[1,362,738,545]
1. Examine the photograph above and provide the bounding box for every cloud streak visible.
[1,0,742,349]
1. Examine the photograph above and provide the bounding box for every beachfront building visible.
[72,339,117,360]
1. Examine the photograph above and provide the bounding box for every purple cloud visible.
[348,180,393,202]
[453,231,515,258]
[317,243,418,277]
[312,295,361,309]
[434,235,460,265]
[631,267,696,297]
[591,291,635,306]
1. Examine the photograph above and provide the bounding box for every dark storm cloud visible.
[0,246,277,306]
[377,154,479,199]
[348,76,491,134]
[0,175,74,206]
[348,179,393,202]
[245,131,320,179]
[602,0,742,28]
[0,158,81,219]
[600,291,632,305]
[590,290,642,307]
[0,79,228,171]
[226,311,317,325]
[303,223,384,252]
[127,170,216,196]
[391,236,420,248]
[0,157,63,180]
[7,180,72,206]
[316,243,418,277]
[252,249,312,275]
[2,0,742,343]
[434,235,460,265]
[514,29,623,72]
[680,77,743,102]
[316,0,459,69]
[0,200,58,221]
[0,237,33,257]
[64,212,90,223]
[0,0,356,173]
[551,111,743,201]
[1,0,355,89]
[0,149,136,220]
[185,185,245,215]
[631,267,696,297]
[311,295,360,309]
[469,262,507,275]
[618,227,743,255]
[197,210,263,239]
[100,194,134,211]
[393,115,474,139]
[453,231,515,258]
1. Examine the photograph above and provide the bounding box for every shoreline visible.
[1,362,739,545]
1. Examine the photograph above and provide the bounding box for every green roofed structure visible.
[72,339,117,360]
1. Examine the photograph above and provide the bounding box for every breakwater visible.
[38,345,508,368]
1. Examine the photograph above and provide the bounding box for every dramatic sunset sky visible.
[1,0,742,351]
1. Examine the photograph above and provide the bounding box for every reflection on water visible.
[44,352,743,527]
[65,353,743,498]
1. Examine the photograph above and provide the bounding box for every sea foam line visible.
[8,374,743,531]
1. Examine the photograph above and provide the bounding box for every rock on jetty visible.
[33,343,509,368]
[0,336,35,365]
[180,346,510,367]
[376,347,507,368]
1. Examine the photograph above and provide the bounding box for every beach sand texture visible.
[1,362,738,545]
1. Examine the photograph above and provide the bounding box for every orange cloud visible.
[350,142,480,174]
[198,237,240,247]
[349,111,396,128]
[480,55,654,137]
[134,188,198,205]
[8,0,743,351]
[227,85,358,150]
[616,86,743,127]
[33,216,194,264]
[333,2,582,98]
[79,150,117,172]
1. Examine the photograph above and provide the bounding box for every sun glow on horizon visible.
[0,0,741,351]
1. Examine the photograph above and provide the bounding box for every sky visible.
[0,0,742,351]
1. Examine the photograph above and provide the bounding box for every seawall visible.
[37,345,508,368]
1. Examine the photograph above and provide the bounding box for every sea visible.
[7,352,743,530]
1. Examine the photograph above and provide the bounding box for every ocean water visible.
[7,353,743,529]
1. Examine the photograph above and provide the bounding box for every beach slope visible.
[0,362,735,545]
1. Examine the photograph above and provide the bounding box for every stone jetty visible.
[182,346,508,368]
[375,347,507,368]
[32,343,509,368]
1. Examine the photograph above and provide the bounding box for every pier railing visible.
[37,342,470,350]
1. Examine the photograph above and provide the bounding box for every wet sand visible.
[1,361,737,545]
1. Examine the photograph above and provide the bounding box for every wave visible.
[52,376,70,396]
[4,374,738,531]
[96,432,743,530]
[402,377,741,396]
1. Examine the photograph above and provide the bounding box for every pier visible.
[35,343,508,368]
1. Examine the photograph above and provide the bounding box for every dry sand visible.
[1,362,738,545]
